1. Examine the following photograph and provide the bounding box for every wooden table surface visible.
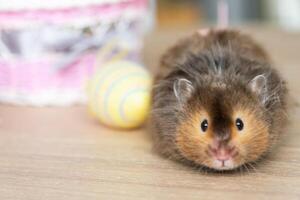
[1,26,300,200]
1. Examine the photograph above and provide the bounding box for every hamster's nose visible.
[215,148,231,161]
[208,145,236,161]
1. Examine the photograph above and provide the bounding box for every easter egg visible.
[87,61,152,129]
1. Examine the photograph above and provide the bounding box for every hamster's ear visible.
[173,78,194,103]
[249,74,268,102]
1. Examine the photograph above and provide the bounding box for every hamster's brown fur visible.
[149,29,288,171]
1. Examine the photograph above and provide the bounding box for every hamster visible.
[149,29,288,171]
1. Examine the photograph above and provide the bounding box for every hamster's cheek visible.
[232,108,270,161]
[175,125,211,165]
[175,109,212,165]
[231,118,270,163]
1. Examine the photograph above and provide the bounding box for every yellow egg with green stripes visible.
[87,61,152,129]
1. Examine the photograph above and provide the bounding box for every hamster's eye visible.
[236,118,244,131]
[200,119,208,132]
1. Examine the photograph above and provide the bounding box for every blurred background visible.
[155,0,300,30]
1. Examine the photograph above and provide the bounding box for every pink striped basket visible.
[0,0,148,106]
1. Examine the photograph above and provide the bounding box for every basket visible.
[0,0,148,106]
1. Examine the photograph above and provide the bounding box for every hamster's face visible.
[175,85,270,171]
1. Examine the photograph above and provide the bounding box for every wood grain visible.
[0,26,300,200]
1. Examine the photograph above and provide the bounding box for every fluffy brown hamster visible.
[150,29,288,171]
